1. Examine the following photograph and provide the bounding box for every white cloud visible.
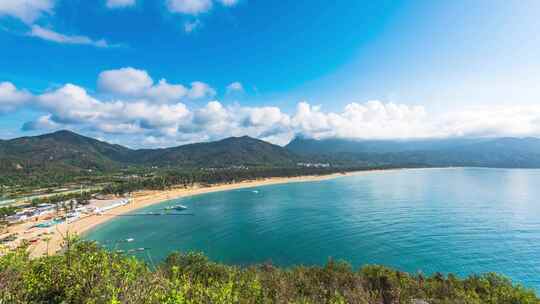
[35,83,192,136]
[146,79,188,103]
[167,0,212,15]
[226,81,243,93]
[38,83,106,124]
[437,105,540,138]
[29,25,111,47]
[188,81,216,99]
[1,3,117,48]
[98,67,154,96]
[21,114,59,131]
[0,0,54,24]
[97,67,213,101]
[5,69,540,148]
[166,0,239,19]
[184,19,201,33]
[242,106,289,128]
[290,101,430,140]
[106,0,136,9]
[0,82,32,113]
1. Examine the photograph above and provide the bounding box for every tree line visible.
[100,166,378,196]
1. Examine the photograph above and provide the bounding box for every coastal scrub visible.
[0,240,538,303]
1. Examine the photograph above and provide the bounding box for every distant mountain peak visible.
[51,129,77,135]
[224,135,256,140]
[37,129,88,141]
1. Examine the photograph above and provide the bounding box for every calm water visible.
[86,168,540,290]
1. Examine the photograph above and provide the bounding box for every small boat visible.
[164,204,187,211]
[126,238,135,242]
[252,190,259,194]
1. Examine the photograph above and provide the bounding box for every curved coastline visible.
[26,169,388,257]
[25,167,475,257]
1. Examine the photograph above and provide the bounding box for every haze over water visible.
[86,168,540,290]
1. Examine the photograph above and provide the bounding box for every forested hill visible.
[0,130,132,173]
[0,130,298,174]
[2,131,540,179]
[132,135,297,167]
[286,136,540,168]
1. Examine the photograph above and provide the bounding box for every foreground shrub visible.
[0,240,538,303]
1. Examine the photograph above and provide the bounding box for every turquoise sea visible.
[86,168,540,290]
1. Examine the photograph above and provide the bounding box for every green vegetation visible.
[100,166,374,196]
[4,130,540,192]
[0,240,537,303]
[26,190,94,207]
[286,137,540,168]
[0,206,17,219]
[0,131,297,183]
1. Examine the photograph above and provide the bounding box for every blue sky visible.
[1,0,540,147]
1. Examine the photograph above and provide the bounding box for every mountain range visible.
[1,130,540,177]
[0,130,297,174]
[286,136,540,168]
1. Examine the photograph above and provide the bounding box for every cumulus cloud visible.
[97,67,214,101]
[35,83,191,136]
[167,0,212,15]
[4,68,540,148]
[146,79,188,103]
[0,0,54,24]
[106,0,136,9]
[187,81,216,99]
[437,105,540,139]
[98,67,154,96]
[0,82,32,113]
[29,25,111,47]
[290,101,430,140]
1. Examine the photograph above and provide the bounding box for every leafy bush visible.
[0,240,538,303]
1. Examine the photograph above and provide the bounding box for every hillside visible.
[0,130,132,173]
[1,240,537,303]
[133,135,297,167]
[285,136,495,154]
[0,131,298,175]
[3,131,540,180]
[286,136,540,168]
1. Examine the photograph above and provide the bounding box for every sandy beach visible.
[7,172,362,258]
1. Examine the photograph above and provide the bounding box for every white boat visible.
[164,204,187,211]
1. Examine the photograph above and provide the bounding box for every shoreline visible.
[21,171,357,257]
[13,167,429,257]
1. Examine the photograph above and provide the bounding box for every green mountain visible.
[134,136,297,167]
[286,136,540,168]
[2,131,540,180]
[0,130,297,174]
[0,130,132,173]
